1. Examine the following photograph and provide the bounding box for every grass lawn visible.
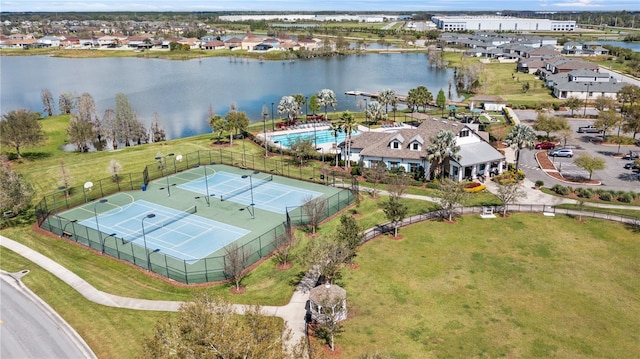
[338,214,640,358]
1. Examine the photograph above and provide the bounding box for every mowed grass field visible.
[338,214,640,358]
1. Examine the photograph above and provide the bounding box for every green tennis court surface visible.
[58,164,346,262]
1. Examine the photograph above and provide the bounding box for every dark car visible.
[624,162,640,170]
[535,141,556,150]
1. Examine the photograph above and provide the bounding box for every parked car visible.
[535,141,556,150]
[577,125,603,134]
[550,148,574,158]
[622,152,639,160]
[623,162,640,170]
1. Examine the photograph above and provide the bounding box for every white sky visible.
[2,0,637,12]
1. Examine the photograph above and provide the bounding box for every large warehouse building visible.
[431,15,576,32]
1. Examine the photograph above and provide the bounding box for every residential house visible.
[224,37,243,50]
[203,40,225,50]
[343,114,505,181]
[241,33,263,51]
[37,36,62,47]
[551,70,624,100]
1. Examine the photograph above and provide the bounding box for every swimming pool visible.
[271,129,361,148]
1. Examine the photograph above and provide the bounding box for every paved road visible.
[0,271,97,359]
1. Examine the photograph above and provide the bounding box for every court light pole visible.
[141,213,156,270]
[195,163,215,206]
[60,219,77,238]
[155,153,175,196]
[274,140,284,173]
[241,170,259,219]
[52,185,66,232]
[93,198,108,253]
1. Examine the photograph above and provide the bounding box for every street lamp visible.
[240,170,259,219]
[93,198,108,253]
[583,82,591,117]
[51,185,66,231]
[273,140,284,173]
[364,98,369,127]
[316,147,325,164]
[141,213,156,270]
[262,102,269,157]
[155,153,175,196]
[271,101,275,131]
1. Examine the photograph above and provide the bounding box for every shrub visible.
[618,193,634,203]
[535,180,544,188]
[551,184,570,196]
[426,179,440,189]
[599,192,612,201]
[576,188,593,198]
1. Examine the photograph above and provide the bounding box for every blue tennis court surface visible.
[178,171,322,214]
[79,200,249,261]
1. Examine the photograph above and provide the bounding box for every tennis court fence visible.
[35,149,356,283]
[39,188,354,284]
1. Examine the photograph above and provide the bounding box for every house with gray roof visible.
[342,114,505,181]
[551,69,624,100]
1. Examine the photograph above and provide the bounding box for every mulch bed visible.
[534,151,600,185]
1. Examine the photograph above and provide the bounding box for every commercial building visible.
[432,15,575,32]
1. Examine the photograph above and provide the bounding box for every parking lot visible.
[513,110,640,190]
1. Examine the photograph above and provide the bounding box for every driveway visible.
[513,111,640,190]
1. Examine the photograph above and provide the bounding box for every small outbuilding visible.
[469,95,507,112]
[308,283,347,323]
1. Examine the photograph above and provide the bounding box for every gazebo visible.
[308,283,347,323]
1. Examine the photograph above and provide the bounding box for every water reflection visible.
[1,54,460,139]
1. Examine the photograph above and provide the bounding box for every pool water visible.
[271,129,361,148]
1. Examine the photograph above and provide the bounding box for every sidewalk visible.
[0,235,309,350]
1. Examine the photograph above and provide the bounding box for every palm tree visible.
[329,121,342,165]
[339,111,357,171]
[504,124,537,172]
[365,101,387,126]
[378,89,397,115]
[317,88,337,120]
[426,130,461,180]
[277,96,299,126]
[208,114,226,144]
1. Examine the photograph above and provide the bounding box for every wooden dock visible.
[345,90,408,103]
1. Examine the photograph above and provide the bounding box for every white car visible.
[550,148,573,158]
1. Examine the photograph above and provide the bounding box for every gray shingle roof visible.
[349,117,467,160]
[456,142,504,166]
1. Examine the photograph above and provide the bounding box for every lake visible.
[0,53,458,139]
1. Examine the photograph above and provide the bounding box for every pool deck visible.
[257,122,416,153]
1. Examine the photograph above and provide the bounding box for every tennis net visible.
[220,174,273,201]
[125,206,197,243]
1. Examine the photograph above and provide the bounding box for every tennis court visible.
[51,161,355,283]
[79,200,249,261]
[177,170,323,214]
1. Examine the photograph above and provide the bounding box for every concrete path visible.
[0,235,310,350]
[1,180,636,355]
